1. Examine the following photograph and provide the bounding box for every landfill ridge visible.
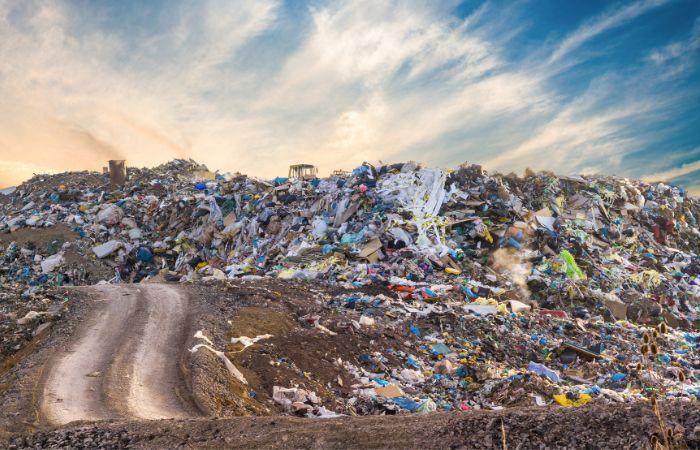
[0,159,698,448]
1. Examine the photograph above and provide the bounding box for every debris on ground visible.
[1,159,698,417]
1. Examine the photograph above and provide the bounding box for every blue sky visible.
[0,0,699,193]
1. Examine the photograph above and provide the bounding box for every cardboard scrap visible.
[375,384,404,398]
[604,297,627,320]
[358,238,383,263]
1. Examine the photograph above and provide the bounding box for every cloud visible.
[0,0,697,195]
[645,17,700,80]
[484,75,660,175]
[0,0,278,179]
[642,159,700,183]
[2,0,543,182]
[648,18,700,64]
[548,0,670,64]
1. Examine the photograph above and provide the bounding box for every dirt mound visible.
[5,401,698,449]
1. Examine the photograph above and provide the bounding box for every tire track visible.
[40,284,199,425]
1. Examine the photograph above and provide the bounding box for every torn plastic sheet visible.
[231,334,273,350]
[312,406,343,418]
[315,322,337,335]
[527,361,561,383]
[377,168,448,252]
[536,215,556,232]
[40,253,64,273]
[190,331,247,385]
[207,195,223,225]
[92,240,124,258]
[311,217,328,239]
[193,330,214,346]
[388,227,413,246]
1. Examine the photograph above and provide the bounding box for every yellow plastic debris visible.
[473,297,497,305]
[629,270,661,289]
[445,267,461,275]
[553,393,591,407]
[277,268,297,279]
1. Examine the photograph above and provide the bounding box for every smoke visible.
[0,102,189,188]
[489,248,531,300]
[67,126,126,162]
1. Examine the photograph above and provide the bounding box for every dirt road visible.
[39,284,200,425]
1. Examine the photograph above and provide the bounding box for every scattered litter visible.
[1,158,698,418]
[190,332,248,385]
[231,334,273,350]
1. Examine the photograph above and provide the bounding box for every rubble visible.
[0,158,698,416]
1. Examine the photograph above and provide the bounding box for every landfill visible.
[1,159,698,417]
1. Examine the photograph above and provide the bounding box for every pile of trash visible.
[0,159,698,414]
[0,284,68,361]
[318,287,697,414]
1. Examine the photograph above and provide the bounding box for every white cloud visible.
[642,159,700,182]
[645,17,700,80]
[0,0,696,193]
[548,0,669,64]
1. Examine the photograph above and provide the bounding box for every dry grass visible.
[501,417,507,450]
[642,322,686,450]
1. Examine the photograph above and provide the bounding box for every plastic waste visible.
[231,334,273,350]
[40,253,64,274]
[92,240,123,258]
[553,393,592,407]
[528,362,561,383]
[190,331,247,384]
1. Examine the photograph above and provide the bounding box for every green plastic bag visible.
[560,250,585,280]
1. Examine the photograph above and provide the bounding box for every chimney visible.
[108,160,127,186]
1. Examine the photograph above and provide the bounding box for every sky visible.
[0,0,699,194]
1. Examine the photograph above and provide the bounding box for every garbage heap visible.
[0,159,698,413]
